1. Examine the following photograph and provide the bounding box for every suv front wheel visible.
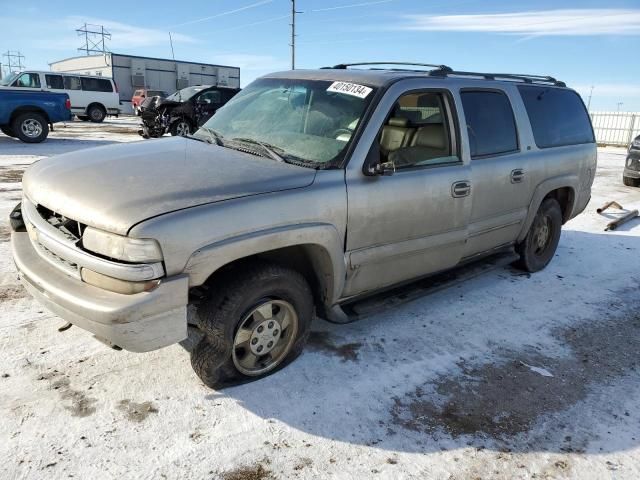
[190,262,313,389]
[514,198,562,272]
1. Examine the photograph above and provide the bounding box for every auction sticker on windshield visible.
[327,82,372,99]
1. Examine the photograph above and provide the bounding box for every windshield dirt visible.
[198,78,376,166]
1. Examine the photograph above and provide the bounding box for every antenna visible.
[2,51,25,76]
[76,23,111,55]
[290,0,303,70]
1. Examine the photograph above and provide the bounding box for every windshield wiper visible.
[231,137,285,163]
[195,127,224,146]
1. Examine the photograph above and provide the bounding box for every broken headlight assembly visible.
[82,227,163,263]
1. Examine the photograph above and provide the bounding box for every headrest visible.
[414,124,446,149]
[387,117,409,127]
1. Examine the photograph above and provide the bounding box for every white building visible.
[50,52,240,108]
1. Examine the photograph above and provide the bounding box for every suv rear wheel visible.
[190,262,313,389]
[12,112,49,143]
[87,105,106,123]
[514,198,562,273]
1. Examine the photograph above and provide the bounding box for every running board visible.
[337,249,520,321]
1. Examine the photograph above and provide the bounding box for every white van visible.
[0,71,121,123]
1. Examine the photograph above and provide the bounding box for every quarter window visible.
[64,76,81,90]
[45,74,64,89]
[14,73,41,88]
[80,77,113,92]
[518,85,594,148]
[461,91,518,158]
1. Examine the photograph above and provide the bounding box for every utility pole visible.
[76,23,111,55]
[290,0,302,70]
[617,102,623,112]
[169,32,176,61]
[586,85,594,111]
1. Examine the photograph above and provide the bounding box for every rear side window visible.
[45,74,64,89]
[461,90,518,158]
[81,77,113,92]
[518,86,594,148]
[64,76,81,90]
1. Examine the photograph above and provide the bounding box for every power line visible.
[2,51,25,78]
[171,0,273,28]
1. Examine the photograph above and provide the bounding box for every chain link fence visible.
[589,112,639,147]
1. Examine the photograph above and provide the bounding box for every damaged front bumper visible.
[11,203,189,352]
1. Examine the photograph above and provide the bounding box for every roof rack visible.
[322,62,565,87]
[428,67,566,87]
[326,62,453,72]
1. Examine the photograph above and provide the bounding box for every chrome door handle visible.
[452,180,471,198]
[511,168,525,184]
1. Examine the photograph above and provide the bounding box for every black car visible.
[139,85,240,138]
[624,134,640,187]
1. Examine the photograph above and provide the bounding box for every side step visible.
[338,250,520,321]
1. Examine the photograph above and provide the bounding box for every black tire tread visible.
[623,175,640,187]
[12,112,49,143]
[190,261,313,389]
[514,198,562,273]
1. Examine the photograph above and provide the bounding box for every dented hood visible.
[22,137,316,235]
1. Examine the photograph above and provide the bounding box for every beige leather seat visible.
[389,124,450,167]
[380,117,415,156]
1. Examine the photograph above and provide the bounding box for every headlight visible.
[82,227,163,263]
[632,138,640,149]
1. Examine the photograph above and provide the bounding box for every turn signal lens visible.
[81,268,161,295]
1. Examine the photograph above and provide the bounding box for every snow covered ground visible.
[1,119,639,480]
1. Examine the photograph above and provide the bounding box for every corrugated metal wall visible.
[590,112,640,147]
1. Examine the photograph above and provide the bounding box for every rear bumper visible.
[12,231,188,352]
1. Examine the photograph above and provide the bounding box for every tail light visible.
[65,98,71,110]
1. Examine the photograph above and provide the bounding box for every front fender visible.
[516,174,578,243]
[183,223,346,304]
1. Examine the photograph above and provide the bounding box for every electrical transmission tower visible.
[2,51,25,77]
[76,23,111,55]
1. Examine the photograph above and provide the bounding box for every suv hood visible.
[23,137,316,235]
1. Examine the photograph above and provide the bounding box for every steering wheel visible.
[332,128,353,139]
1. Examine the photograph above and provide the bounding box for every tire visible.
[134,106,141,116]
[1,125,16,137]
[623,175,640,187]
[190,262,313,389]
[514,198,562,273]
[87,105,106,123]
[170,119,192,137]
[11,112,49,143]
[77,115,89,122]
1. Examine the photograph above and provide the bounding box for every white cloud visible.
[397,9,640,36]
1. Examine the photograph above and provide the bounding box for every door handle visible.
[511,168,525,184]
[451,180,471,198]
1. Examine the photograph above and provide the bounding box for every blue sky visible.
[0,0,639,110]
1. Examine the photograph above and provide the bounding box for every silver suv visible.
[11,63,596,388]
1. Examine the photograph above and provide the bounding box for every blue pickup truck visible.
[0,88,71,143]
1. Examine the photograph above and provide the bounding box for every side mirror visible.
[363,143,395,176]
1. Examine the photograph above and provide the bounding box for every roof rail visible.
[428,67,566,87]
[321,62,566,87]
[325,62,453,72]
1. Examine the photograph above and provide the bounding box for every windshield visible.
[0,72,19,86]
[166,86,209,102]
[198,78,376,166]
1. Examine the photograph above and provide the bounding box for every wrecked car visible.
[12,63,596,389]
[138,85,239,138]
